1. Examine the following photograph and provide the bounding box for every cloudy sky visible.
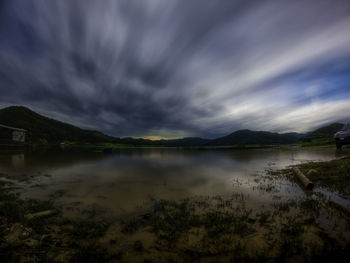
[0,0,350,139]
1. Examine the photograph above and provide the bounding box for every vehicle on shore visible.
[334,123,350,149]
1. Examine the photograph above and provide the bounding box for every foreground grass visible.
[298,157,350,198]
[0,183,110,262]
[273,155,350,198]
[300,138,335,147]
[116,196,350,262]
[1,187,350,262]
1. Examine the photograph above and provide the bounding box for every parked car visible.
[334,123,350,149]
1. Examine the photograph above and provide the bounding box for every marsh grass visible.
[1,189,349,262]
[290,157,350,196]
[68,220,109,238]
[300,138,334,147]
[118,192,350,262]
[0,183,111,262]
[70,243,108,263]
[2,156,350,262]
[0,184,53,222]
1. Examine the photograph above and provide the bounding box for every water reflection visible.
[11,153,24,167]
[0,147,348,218]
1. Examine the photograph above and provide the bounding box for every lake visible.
[1,147,348,220]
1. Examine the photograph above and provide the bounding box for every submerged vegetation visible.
[1,174,350,262]
[0,183,110,262]
[117,196,350,262]
[1,149,350,262]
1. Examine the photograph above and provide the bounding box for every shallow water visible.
[0,147,349,219]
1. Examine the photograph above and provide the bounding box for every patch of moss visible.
[296,158,350,197]
[68,220,109,239]
[70,243,109,263]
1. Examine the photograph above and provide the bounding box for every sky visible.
[0,0,350,139]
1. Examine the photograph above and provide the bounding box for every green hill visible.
[306,123,344,138]
[0,105,343,147]
[0,106,116,144]
[207,129,300,146]
[0,106,207,146]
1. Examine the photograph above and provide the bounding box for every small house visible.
[0,124,26,145]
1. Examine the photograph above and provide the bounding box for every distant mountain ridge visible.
[207,129,302,146]
[0,106,344,146]
[304,123,344,139]
[161,137,211,147]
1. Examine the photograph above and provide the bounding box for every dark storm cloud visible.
[1,0,350,138]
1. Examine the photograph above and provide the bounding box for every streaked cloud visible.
[0,0,350,138]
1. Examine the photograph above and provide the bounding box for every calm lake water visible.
[0,147,349,219]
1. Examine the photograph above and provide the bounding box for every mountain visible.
[0,105,342,146]
[0,106,116,143]
[160,137,211,147]
[0,106,208,146]
[283,132,306,139]
[305,123,344,139]
[207,129,301,146]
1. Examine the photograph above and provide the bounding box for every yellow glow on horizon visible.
[136,135,181,140]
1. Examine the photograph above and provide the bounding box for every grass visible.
[0,183,111,262]
[118,194,350,261]
[266,155,350,198]
[68,220,109,238]
[294,157,350,197]
[70,243,109,263]
[121,217,143,234]
[0,184,54,222]
[1,185,350,262]
[300,138,335,147]
[256,211,271,226]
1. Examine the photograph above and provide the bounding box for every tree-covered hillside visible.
[305,123,344,138]
[0,106,116,143]
[0,105,343,147]
[208,129,301,145]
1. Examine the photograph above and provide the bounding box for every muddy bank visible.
[1,174,350,262]
[0,181,110,262]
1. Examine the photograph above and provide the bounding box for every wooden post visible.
[25,210,56,220]
[293,167,314,190]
